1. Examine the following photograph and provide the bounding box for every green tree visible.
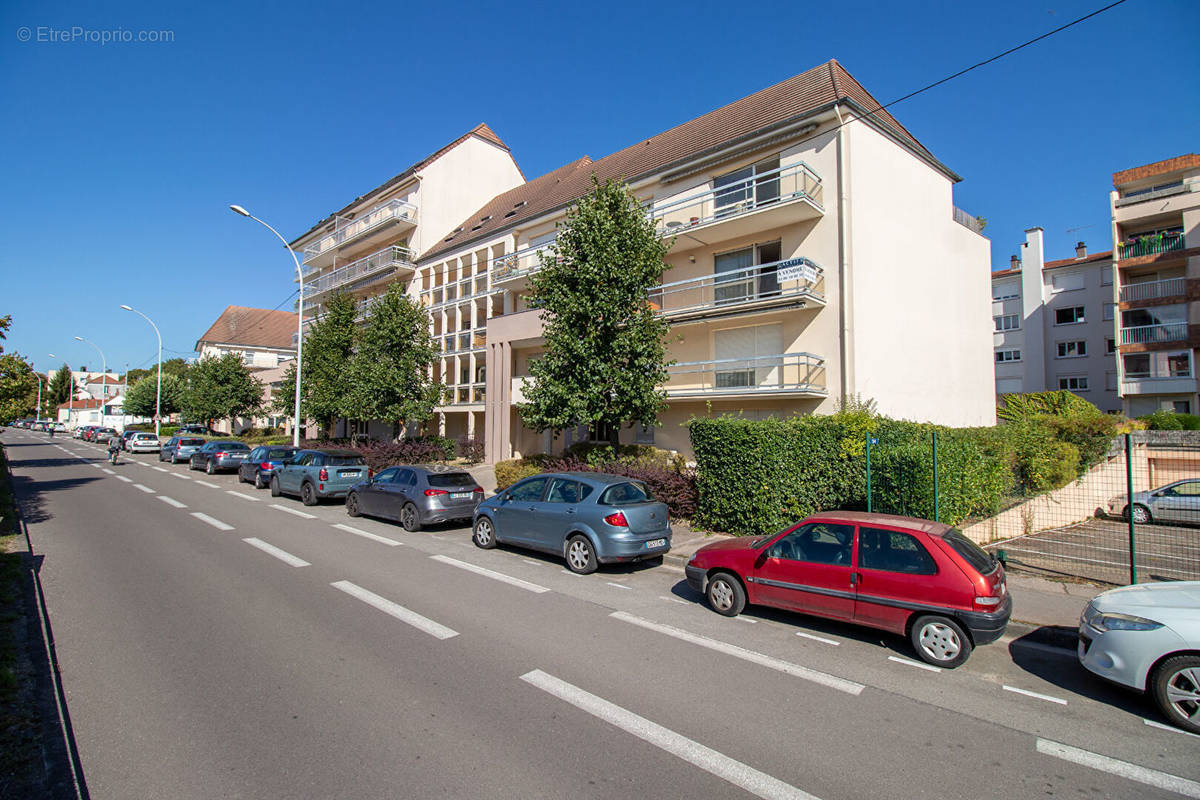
[294,292,358,435]
[519,177,673,450]
[123,373,185,418]
[342,283,441,435]
[126,358,190,385]
[182,353,263,427]
[0,353,38,424]
[48,364,73,407]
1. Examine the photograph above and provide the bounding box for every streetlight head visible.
[120,304,133,311]
[74,336,83,342]
[230,204,251,217]
[48,353,56,358]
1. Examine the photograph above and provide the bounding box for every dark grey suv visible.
[346,465,483,531]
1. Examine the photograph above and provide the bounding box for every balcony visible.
[1119,322,1188,345]
[1122,352,1194,395]
[1118,232,1186,260]
[651,162,824,251]
[302,198,418,268]
[492,243,554,285]
[652,258,824,322]
[440,331,485,356]
[1119,276,1186,303]
[665,352,826,399]
[303,245,414,302]
[444,382,486,406]
[422,275,498,310]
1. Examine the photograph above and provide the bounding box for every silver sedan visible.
[1106,479,1200,525]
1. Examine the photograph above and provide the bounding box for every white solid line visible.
[226,490,261,502]
[243,537,309,567]
[153,467,169,473]
[522,558,545,567]
[1035,738,1200,798]
[270,504,316,519]
[887,656,942,673]
[430,554,550,593]
[796,632,840,646]
[132,484,154,493]
[331,523,402,546]
[115,475,133,483]
[735,616,758,624]
[1003,685,1068,705]
[1144,719,1200,739]
[611,612,863,695]
[191,512,234,531]
[521,669,821,800]
[158,496,187,508]
[606,581,632,590]
[101,468,114,475]
[194,480,219,488]
[330,581,458,640]
[660,595,690,605]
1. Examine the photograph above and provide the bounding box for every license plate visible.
[339,470,360,477]
[645,538,666,549]
[231,454,245,459]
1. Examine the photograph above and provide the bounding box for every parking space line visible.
[520,669,821,800]
[796,632,840,646]
[243,538,309,567]
[331,523,402,547]
[158,496,187,509]
[611,612,863,695]
[430,555,550,594]
[195,480,219,488]
[330,581,458,640]
[153,467,169,473]
[660,595,690,605]
[1144,719,1200,739]
[605,581,632,590]
[1006,540,1198,564]
[887,656,942,673]
[88,464,101,469]
[133,484,154,494]
[191,513,234,531]
[226,491,261,502]
[521,558,545,567]
[171,473,191,480]
[734,616,758,624]
[1035,738,1200,798]
[270,504,316,519]
[1003,685,1067,705]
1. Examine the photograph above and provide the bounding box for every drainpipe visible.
[834,103,853,404]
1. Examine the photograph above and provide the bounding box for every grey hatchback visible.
[472,472,672,574]
[346,465,483,530]
[160,436,206,463]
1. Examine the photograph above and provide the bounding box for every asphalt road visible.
[6,430,1200,800]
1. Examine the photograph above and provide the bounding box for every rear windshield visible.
[326,456,365,467]
[942,529,998,575]
[428,473,476,488]
[599,481,654,505]
[179,438,205,446]
[215,443,249,451]
[267,449,295,460]
[135,434,157,439]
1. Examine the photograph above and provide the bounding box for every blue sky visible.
[2,0,1197,377]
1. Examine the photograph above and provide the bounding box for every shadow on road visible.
[10,476,101,525]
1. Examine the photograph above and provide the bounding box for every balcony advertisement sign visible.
[776,258,818,284]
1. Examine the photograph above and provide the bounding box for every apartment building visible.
[195,305,299,368]
[1111,153,1200,416]
[991,231,1120,412]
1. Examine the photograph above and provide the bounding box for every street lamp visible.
[48,353,67,426]
[230,204,304,446]
[121,305,163,436]
[74,336,107,427]
[33,372,44,422]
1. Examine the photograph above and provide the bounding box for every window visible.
[546,479,584,504]
[992,281,1019,301]
[1055,306,1085,325]
[374,467,399,483]
[635,422,655,444]
[1101,266,1113,286]
[599,481,653,505]
[859,528,937,575]
[995,349,1021,363]
[428,472,478,489]
[1058,376,1089,391]
[1103,303,1115,321]
[713,241,782,305]
[1106,338,1116,354]
[713,157,780,216]
[394,468,416,486]
[713,323,782,387]
[993,314,1019,331]
[1051,272,1084,293]
[508,476,548,502]
[1106,371,1118,391]
[1174,401,1192,414]
[766,523,854,566]
[1057,340,1087,358]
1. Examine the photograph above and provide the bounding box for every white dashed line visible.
[191,513,234,531]
[1035,738,1200,798]
[330,581,458,640]
[195,480,219,488]
[887,656,942,673]
[521,669,822,800]
[153,467,169,473]
[270,504,316,519]
[611,612,863,695]
[796,632,840,646]
[171,473,191,480]
[226,491,261,502]
[243,538,309,567]
[660,595,690,605]
[1003,685,1067,705]
[115,475,133,483]
[88,464,102,469]
[133,484,154,493]
[101,468,115,475]
[734,616,758,624]
[331,523,402,547]
[430,555,550,594]
[521,558,545,567]
[606,581,632,590]
[158,496,187,509]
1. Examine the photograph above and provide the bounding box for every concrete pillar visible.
[1021,227,1047,392]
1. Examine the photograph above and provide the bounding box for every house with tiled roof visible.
[195,306,300,369]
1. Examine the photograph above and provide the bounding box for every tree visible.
[123,373,184,418]
[182,353,263,427]
[295,292,358,435]
[0,353,37,424]
[519,177,673,450]
[49,364,73,407]
[126,358,189,385]
[342,283,441,435]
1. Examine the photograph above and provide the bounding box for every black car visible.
[238,445,300,489]
[188,441,251,474]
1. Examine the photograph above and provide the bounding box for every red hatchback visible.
[685,511,1010,668]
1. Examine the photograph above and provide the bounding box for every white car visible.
[1079,581,1200,733]
[126,432,162,453]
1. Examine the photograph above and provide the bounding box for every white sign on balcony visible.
[777,258,819,284]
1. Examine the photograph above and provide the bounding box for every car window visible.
[326,456,365,467]
[267,449,294,460]
[767,523,854,566]
[942,529,997,575]
[428,473,476,489]
[393,468,414,485]
[546,478,583,504]
[1170,481,1200,497]
[294,453,313,467]
[858,527,937,575]
[599,481,653,505]
[181,438,205,446]
[249,447,265,459]
[509,477,549,503]
[374,468,399,483]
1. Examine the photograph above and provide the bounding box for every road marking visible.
[430,555,550,594]
[1035,738,1200,798]
[101,468,114,475]
[191,513,234,531]
[331,523,402,547]
[796,632,840,646]
[226,490,261,502]
[195,480,219,488]
[133,484,154,493]
[660,595,690,605]
[153,467,169,473]
[1145,719,1200,739]
[137,462,151,467]
[115,475,133,483]
[734,616,758,624]
[270,504,316,519]
[887,656,942,673]
[171,473,191,480]
[158,496,187,508]
[560,569,583,577]
[611,612,863,695]
[330,581,458,640]
[1003,685,1068,705]
[522,558,545,567]
[606,581,632,590]
[243,538,309,567]
[88,464,102,469]
[520,669,821,800]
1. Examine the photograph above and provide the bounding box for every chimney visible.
[1010,255,1020,270]
[1075,241,1087,259]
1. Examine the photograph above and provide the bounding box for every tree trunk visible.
[607,420,621,454]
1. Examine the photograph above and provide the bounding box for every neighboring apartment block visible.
[991,231,1120,412]
[195,305,299,368]
[290,61,994,460]
[1111,153,1200,417]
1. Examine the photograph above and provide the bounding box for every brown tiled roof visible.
[990,268,1021,279]
[59,398,103,410]
[85,374,122,385]
[196,306,298,351]
[1113,154,1199,186]
[289,123,517,246]
[1043,250,1113,270]
[420,60,947,264]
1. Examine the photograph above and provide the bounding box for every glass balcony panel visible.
[302,245,413,298]
[302,199,417,263]
[653,257,823,317]
[650,162,823,234]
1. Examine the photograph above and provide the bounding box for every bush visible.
[494,457,549,490]
[1140,410,1200,430]
[563,442,685,471]
[997,390,1101,422]
[457,435,485,464]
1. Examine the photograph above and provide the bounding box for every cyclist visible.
[107,435,121,465]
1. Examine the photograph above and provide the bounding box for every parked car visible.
[159,436,208,463]
[1079,581,1200,733]
[271,449,369,505]
[126,432,161,453]
[1106,479,1200,526]
[91,427,120,443]
[472,472,672,574]
[49,422,67,433]
[176,424,218,436]
[119,430,140,450]
[189,441,251,474]
[685,511,1011,668]
[73,426,90,439]
[238,445,300,489]
[346,465,483,530]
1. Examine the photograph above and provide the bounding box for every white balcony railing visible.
[1119,322,1188,345]
[303,245,414,299]
[1119,277,1186,303]
[666,352,826,397]
[303,198,417,263]
[651,257,823,317]
[492,242,555,283]
[650,162,823,234]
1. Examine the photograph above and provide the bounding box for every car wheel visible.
[238,468,247,484]
[188,458,197,471]
[300,482,317,506]
[206,460,216,475]
[1150,655,1200,734]
[706,572,746,617]
[270,475,281,497]
[158,451,166,462]
[910,615,972,668]
[1127,504,1152,525]
[254,472,265,490]
[346,492,361,518]
[400,503,422,532]
[565,535,598,575]
[473,517,497,549]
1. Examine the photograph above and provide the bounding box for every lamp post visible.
[48,353,66,426]
[121,305,163,437]
[230,204,304,446]
[74,336,107,427]
[33,372,44,422]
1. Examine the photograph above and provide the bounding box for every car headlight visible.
[1090,612,1164,632]
[687,552,700,565]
